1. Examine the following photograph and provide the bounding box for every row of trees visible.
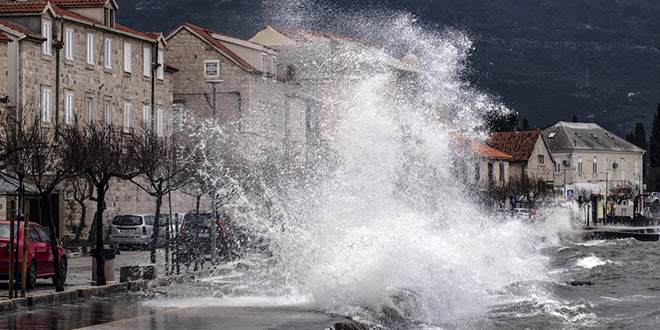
[0,104,225,293]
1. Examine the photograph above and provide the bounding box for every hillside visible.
[115,0,660,136]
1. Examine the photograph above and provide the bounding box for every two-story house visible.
[488,130,555,192]
[542,121,645,198]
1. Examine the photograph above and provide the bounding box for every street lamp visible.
[205,80,223,264]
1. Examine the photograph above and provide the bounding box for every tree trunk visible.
[88,211,97,245]
[73,199,86,243]
[150,193,162,264]
[94,182,106,285]
[44,194,64,292]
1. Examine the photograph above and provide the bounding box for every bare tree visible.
[65,177,94,243]
[22,114,74,292]
[59,123,143,285]
[131,130,190,264]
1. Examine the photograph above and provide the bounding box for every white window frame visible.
[634,158,640,176]
[593,156,598,174]
[104,38,112,69]
[143,47,151,77]
[43,22,52,55]
[124,102,131,133]
[42,89,51,123]
[86,97,94,125]
[554,161,561,173]
[157,51,164,80]
[65,28,74,60]
[621,158,626,181]
[65,92,74,124]
[157,107,163,137]
[124,42,132,73]
[577,157,583,174]
[104,100,112,127]
[143,105,150,129]
[86,33,95,65]
[272,55,277,82]
[261,53,267,79]
[204,60,219,77]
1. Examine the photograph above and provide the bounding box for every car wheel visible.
[52,257,67,286]
[26,260,37,290]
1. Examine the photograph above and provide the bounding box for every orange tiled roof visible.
[268,25,370,45]
[0,1,48,14]
[115,23,157,41]
[488,130,543,162]
[473,141,513,160]
[51,0,108,6]
[50,4,157,41]
[171,22,258,73]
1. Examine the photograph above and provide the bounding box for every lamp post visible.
[205,80,223,264]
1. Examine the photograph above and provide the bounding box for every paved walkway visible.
[0,250,171,299]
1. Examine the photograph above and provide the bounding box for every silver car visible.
[108,214,157,248]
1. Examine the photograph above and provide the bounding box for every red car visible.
[0,221,67,289]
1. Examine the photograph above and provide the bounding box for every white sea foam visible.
[575,256,611,269]
[169,1,582,327]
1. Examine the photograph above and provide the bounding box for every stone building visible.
[165,23,312,222]
[488,130,555,191]
[0,0,199,238]
[165,22,309,166]
[249,25,416,160]
[542,121,645,200]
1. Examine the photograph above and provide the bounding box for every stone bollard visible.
[120,265,157,282]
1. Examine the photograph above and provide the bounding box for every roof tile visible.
[268,25,370,45]
[173,22,258,73]
[488,130,543,162]
[0,1,47,14]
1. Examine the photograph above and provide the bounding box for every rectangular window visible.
[554,161,561,173]
[157,107,163,137]
[593,156,598,174]
[86,97,94,125]
[104,38,112,69]
[607,158,611,171]
[157,51,164,80]
[487,162,494,185]
[204,60,219,77]
[65,28,74,60]
[143,47,151,77]
[42,89,51,122]
[104,100,111,127]
[143,105,150,129]
[124,102,131,133]
[475,163,480,182]
[577,157,583,173]
[65,92,74,124]
[538,155,544,164]
[261,54,267,79]
[634,159,640,176]
[124,42,132,73]
[499,162,505,182]
[43,22,52,55]
[272,56,277,81]
[87,33,95,65]
[621,158,626,181]
[271,107,277,129]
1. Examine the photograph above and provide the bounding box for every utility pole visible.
[205,80,223,264]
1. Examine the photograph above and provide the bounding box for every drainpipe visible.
[54,19,64,138]
[151,41,158,133]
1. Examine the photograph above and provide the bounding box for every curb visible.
[0,267,221,313]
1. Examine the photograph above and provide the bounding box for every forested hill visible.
[116,0,660,136]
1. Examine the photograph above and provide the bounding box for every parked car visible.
[108,214,159,248]
[0,221,67,289]
[178,212,226,265]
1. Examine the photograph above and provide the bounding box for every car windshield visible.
[112,216,143,226]
[185,214,216,229]
[0,224,19,239]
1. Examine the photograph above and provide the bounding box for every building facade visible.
[542,121,645,197]
[488,130,555,191]
[0,0,201,238]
